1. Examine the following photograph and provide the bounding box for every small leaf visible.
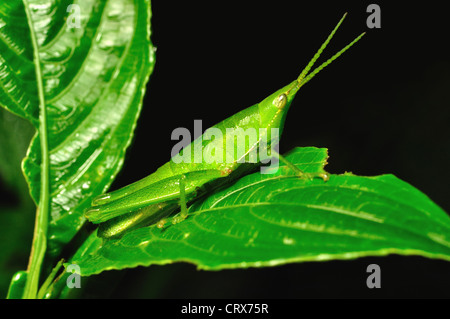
[6,271,28,299]
[71,147,450,276]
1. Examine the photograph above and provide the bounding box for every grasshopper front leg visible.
[274,150,329,181]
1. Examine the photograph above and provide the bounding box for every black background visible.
[2,1,450,298]
[99,1,450,298]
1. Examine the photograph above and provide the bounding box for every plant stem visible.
[37,259,65,299]
[22,0,50,299]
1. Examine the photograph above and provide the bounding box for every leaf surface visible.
[71,147,450,276]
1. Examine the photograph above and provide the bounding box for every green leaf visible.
[6,271,28,299]
[71,147,450,276]
[0,0,155,261]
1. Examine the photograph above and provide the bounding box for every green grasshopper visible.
[85,13,365,239]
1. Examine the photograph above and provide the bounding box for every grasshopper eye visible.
[274,94,287,108]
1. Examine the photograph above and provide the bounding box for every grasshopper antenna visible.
[286,13,365,94]
[302,31,365,86]
[297,12,348,85]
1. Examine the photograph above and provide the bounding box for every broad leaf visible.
[0,0,155,259]
[71,147,450,276]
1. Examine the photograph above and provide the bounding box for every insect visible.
[85,13,365,239]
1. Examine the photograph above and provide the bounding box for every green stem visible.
[22,0,50,299]
[37,259,65,299]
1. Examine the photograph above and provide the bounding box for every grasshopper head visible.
[257,82,298,133]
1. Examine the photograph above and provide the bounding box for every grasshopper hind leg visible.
[98,202,178,238]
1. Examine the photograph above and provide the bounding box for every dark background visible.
[1,1,449,298]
